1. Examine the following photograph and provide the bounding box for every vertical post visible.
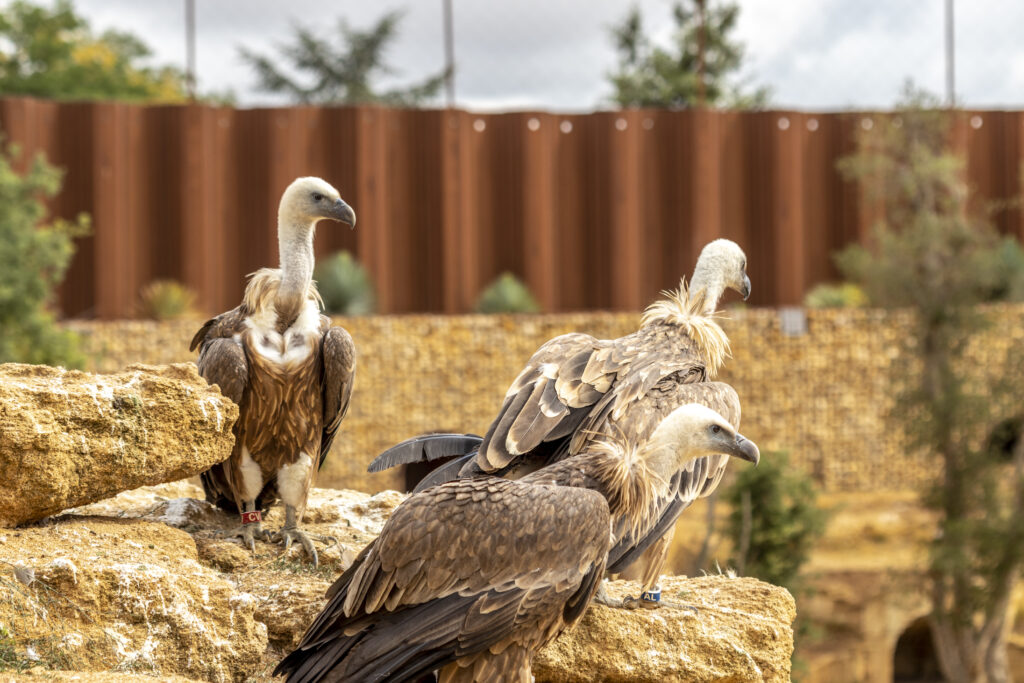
[185,0,196,101]
[945,0,955,107]
[696,0,706,108]
[442,0,456,107]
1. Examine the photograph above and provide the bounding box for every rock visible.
[0,481,795,682]
[0,363,238,527]
[0,518,266,682]
[0,483,400,681]
[533,575,796,683]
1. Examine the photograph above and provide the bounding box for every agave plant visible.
[474,272,541,314]
[314,250,376,315]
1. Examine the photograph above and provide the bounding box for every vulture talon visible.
[274,527,326,567]
[218,523,271,555]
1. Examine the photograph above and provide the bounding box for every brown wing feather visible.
[479,333,603,470]
[318,323,356,469]
[277,478,610,682]
[192,310,251,512]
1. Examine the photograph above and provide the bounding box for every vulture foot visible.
[273,527,336,568]
[219,523,272,555]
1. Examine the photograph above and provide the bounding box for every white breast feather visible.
[245,299,321,369]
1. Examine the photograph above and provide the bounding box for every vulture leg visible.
[218,501,272,554]
[272,505,336,568]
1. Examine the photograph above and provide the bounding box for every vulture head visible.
[279,176,357,229]
[693,238,750,303]
[647,403,759,476]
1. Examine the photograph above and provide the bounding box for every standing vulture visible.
[369,239,750,603]
[191,177,357,566]
[275,403,759,683]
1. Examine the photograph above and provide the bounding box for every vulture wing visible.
[318,323,356,470]
[191,308,250,512]
[476,332,605,472]
[275,477,610,683]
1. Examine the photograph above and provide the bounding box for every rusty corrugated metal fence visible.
[2,98,1022,318]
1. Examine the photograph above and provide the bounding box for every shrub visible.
[803,282,867,309]
[722,451,826,589]
[138,279,197,320]
[474,272,541,314]
[0,141,89,367]
[313,250,375,315]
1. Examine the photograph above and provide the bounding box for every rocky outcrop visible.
[0,363,238,527]
[534,575,795,683]
[0,480,795,682]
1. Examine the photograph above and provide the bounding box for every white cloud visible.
[62,0,1024,110]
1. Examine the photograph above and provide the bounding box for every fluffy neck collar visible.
[640,279,730,377]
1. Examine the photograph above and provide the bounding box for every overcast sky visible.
[67,0,1024,111]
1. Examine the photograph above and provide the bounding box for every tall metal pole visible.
[442,0,456,107]
[696,0,706,108]
[185,0,197,101]
[944,0,955,107]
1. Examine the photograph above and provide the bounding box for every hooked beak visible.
[726,433,760,465]
[328,198,357,229]
[740,274,751,301]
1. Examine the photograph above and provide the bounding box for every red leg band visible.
[240,510,261,525]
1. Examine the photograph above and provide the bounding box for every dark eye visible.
[711,425,721,434]
[312,192,324,202]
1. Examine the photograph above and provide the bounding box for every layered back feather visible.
[640,278,730,377]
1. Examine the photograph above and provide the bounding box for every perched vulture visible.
[369,239,751,603]
[276,404,759,683]
[191,177,357,566]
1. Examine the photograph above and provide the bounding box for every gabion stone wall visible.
[66,306,1024,494]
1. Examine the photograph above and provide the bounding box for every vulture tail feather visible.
[368,433,483,473]
[411,453,477,493]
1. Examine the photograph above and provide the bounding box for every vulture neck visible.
[689,262,724,315]
[276,217,316,328]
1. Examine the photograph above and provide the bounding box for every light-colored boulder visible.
[534,575,796,683]
[0,363,238,527]
[0,518,266,682]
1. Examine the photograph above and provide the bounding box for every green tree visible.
[723,451,826,590]
[836,85,1024,683]
[608,1,769,109]
[0,141,89,367]
[239,11,446,106]
[0,0,188,102]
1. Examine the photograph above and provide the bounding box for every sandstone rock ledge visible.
[535,575,795,682]
[0,482,794,682]
[0,363,238,527]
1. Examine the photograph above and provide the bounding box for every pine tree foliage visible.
[0,142,89,367]
[239,11,446,106]
[608,1,769,109]
[835,85,1024,683]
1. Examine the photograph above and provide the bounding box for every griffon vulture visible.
[275,403,759,683]
[369,239,750,604]
[191,177,357,566]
